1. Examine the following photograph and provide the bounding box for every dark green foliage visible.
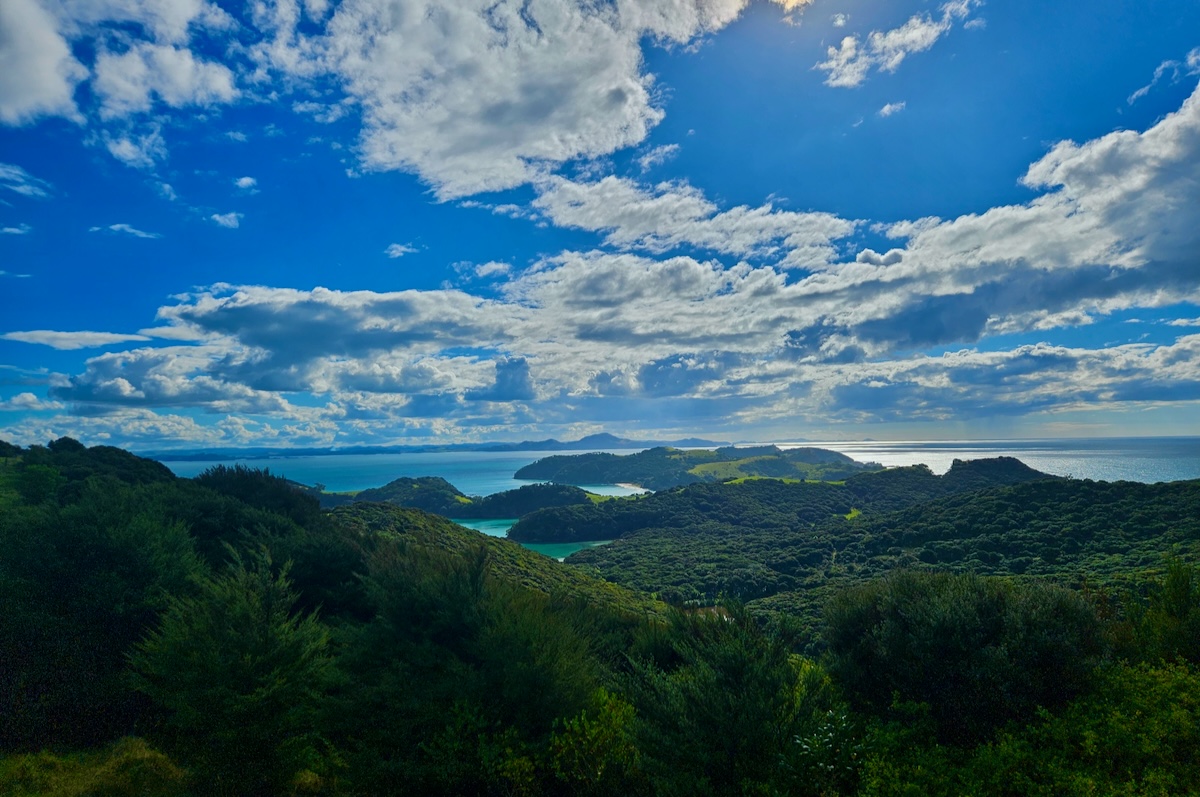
[511,478,858,543]
[0,484,201,750]
[460,482,593,518]
[513,456,1051,545]
[13,464,65,504]
[129,550,333,795]
[6,439,1200,796]
[194,464,324,527]
[348,476,592,518]
[332,540,602,794]
[1131,556,1200,664]
[353,474,469,511]
[0,439,23,458]
[825,571,1103,744]
[857,661,1200,796]
[626,606,844,796]
[21,438,176,488]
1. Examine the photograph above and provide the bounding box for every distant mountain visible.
[142,433,728,461]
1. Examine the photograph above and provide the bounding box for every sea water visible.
[792,437,1200,484]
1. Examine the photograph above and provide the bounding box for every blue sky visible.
[1,0,1200,449]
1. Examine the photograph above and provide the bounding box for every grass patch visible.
[0,738,188,796]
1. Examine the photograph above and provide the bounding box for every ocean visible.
[795,437,1200,484]
[158,437,1200,494]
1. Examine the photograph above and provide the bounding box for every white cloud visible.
[767,0,814,12]
[210,212,242,228]
[816,0,977,87]
[90,222,162,238]
[234,176,257,189]
[0,270,31,278]
[384,242,418,258]
[2,330,153,350]
[637,143,680,171]
[2,223,31,234]
[533,176,856,268]
[878,101,906,117]
[831,13,848,27]
[1128,47,1200,104]
[0,162,52,197]
[0,392,64,412]
[104,127,167,169]
[252,0,750,197]
[474,261,511,278]
[93,42,238,119]
[0,0,87,125]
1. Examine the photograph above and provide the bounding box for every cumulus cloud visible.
[0,392,64,411]
[817,0,977,87]
[2,223,31,234]
[0,0,87,125]
[234,176,257,189]
[258,0,750,197]
[210,212,242,228]
[533,176,856,268]
[2,0,754,194]
[878,101,906,117]
[14,77,1200,444]
[93,42,237,118]
[2,330,153,349]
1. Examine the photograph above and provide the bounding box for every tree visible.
[824,571,1103,745]
[129,549,333,795]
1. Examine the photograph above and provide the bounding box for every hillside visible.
[510,456,1053,544]
[570,474,1200,642]
[4,437,1200,796]
[328,476,595,517]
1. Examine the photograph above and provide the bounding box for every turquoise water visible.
[161,449,649,497]
[451,518,611,561]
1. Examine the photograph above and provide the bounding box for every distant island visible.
[140,432,728,461]
[515,444,880,491]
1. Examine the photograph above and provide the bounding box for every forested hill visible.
[570,474,1200,633]
[509,456,1053,543]
[514,444,879,490]
[342,475,593,517]
[5,438,1200,795]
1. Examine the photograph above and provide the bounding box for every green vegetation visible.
[327,474,595,518]
[515,445,880,491]
[3,437,1199,795]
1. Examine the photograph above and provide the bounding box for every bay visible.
[450,518,612,561]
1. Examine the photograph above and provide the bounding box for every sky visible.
[1,0,1200,450]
